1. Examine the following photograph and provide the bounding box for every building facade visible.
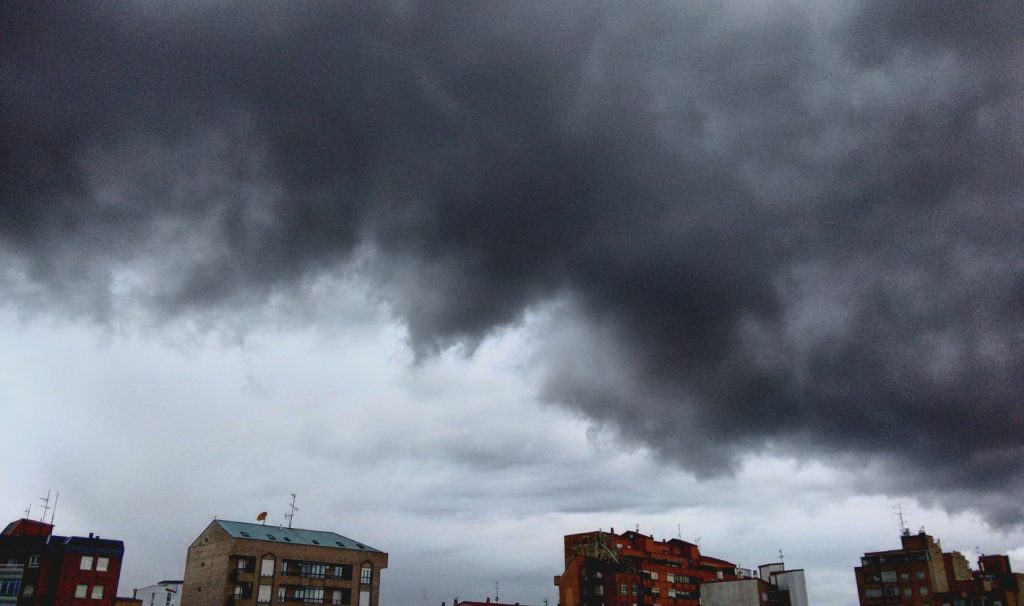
[133,580,182,606]
[700,562,809,606]
[855,529,1024,606]
[554,529,740,606]
[182,520,387,606]
[0,518,125,606]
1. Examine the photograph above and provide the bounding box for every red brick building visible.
[855,529,1024,606]
[0,518,125,606]
[554,529,740,606]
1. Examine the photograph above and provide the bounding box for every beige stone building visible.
[182,520,387,606]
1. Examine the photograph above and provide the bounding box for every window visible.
[23,584,34,597]
[267,535,276,540]
[904,588,912,597]
[900,572,909,580]
[917,571,926,580]
[28,555,40,568]
[632,585,639,596]
[595,586,604,596]
[0,580,21,597]
[651,588,660,596]
[360,566,372,584]
[261,557,275,577]
[76,585,89,598]
[359,590,370,606]
[920,587,929,595]
[667,574,675,583]
[91,585,104,599]
[258,584,272,603]
[864,588,882,598]
[881,570,897,583]
[302,562,327,578]
[650,572,659,580]
[279,587,286,601]
[620,585,627,595]
[883,587,899,597]
[334,564,353,580]
[668,589,676,598]
[97,557,109,572]
[81,556,94,570]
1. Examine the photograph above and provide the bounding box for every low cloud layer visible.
[3,2,1022,525]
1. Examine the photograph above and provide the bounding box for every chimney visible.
[487,599,491,604]
[88,533,94,538]
[454,599,459,606]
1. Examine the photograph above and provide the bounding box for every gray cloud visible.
[2,1,1022,525]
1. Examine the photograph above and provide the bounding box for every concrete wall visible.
[773,570,808,606]
[700,578,762,606]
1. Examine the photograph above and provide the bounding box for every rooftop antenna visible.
[694,537,701,549]
[778,549,785,563]
[677,524,682,540]
[50,491,59,525]
[24,504,31,519]
[635,523,640,533]
[495,580,499,602]
[285,493,299,529]
[38,490,52,523]
[894,504,907,535]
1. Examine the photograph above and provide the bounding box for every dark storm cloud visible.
[3,2,1022,524]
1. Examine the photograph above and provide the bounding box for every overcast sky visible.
[2,2,1022,605]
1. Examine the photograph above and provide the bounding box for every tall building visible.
[182,520,387,606]
[554,529,740,606]
[0,518,125,606]
[133,580,182,606]
[855,529,1024,606]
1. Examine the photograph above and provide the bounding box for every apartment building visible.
[182,520,387,606]
[554,529,740,606]
[855,529,1023,606]
[0,518,125,606]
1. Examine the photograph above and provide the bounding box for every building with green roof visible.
[182,519,387,606]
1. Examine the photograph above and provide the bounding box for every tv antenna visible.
[778,549,785,563]
[495,580,499,602]
[894,504,907,535]
[24,504,31,519]
[285,493,299,528]
[39,490,52,523]
[50,491,59,525]
[677,524,682,540]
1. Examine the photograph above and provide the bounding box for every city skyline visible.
[2,2,1022,605]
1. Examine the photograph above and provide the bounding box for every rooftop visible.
[213,520,383,552]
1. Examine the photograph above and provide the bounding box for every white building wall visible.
[773,570,809,606]
[134,582,183,606]
[700,578,761,606]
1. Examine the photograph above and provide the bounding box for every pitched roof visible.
[212,520,382,552]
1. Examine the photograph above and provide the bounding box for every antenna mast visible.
[285,493,299,529]
[894,504,907,535]
[495,580,499,602]
[38,490,52,523]
[50,491,59,525]
[24,504,31,519]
